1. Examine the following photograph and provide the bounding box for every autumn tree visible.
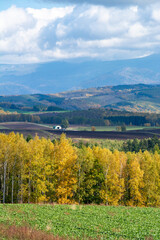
[124,153,144,206]
[53,134,77,204]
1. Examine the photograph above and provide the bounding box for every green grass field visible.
[2,108,68,114]
[0,204,160,239]
[68,125,160,132]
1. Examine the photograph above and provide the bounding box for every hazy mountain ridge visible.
[0,54,160,95]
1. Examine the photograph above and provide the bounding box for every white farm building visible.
[53,125,62,130]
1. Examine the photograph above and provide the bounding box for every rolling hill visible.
[0,84,160,113]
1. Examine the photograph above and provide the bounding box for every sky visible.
[0,0,160,64]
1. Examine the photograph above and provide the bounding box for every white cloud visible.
[0,6,35,36]
[0,4,160,63]
[128,23,148,38]
[27,6,74,28]
[44,0,159,7]
[152,8,160,21]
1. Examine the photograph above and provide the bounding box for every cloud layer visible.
[1,3,160,64]
[45,0,158,7]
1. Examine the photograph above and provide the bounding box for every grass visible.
[68,125,160,132]
[0,204,160,240]
[22,111,68,115]
[2,108,68,115]
[68,126,119,131]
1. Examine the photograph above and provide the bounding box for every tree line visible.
[74,136,160,153]
[122,136,160,153]
[0,108,160,126]
[0,102,63,112]
[0,114,41,123]
[31,109,160,126]
[0,133,160,206]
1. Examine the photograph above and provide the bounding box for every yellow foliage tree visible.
[53,134,78,204]
[140,151,160,206]
[125,153,144,206]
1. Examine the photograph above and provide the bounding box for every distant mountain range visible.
[0,84,160,113]
[0,54,160,95]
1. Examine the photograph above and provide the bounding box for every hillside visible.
[0,84,160,113]
[54,84,160,112]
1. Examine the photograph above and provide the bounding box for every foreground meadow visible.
[0,204,160,240]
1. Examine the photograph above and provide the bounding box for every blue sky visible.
[0,0,61,11]
[0,0,160,64]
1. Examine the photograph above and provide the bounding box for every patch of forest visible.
[1,133,160,207]
[0,108,159,127]
[38,108,160,126]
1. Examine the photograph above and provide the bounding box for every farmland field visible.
[0,122,160,140]
[68,125,160,131]
[0,122,55,138]
[0,125,9,130]
[0,204,160,240]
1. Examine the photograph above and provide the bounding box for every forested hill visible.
[53,84,160,112]
[0,84,160,113]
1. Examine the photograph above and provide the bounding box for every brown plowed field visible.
[0,122,51,130]
[48,129,160,140]
[0,122,54,138]
[0,122,160,140]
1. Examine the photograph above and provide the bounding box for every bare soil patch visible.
[49,129,160,140]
